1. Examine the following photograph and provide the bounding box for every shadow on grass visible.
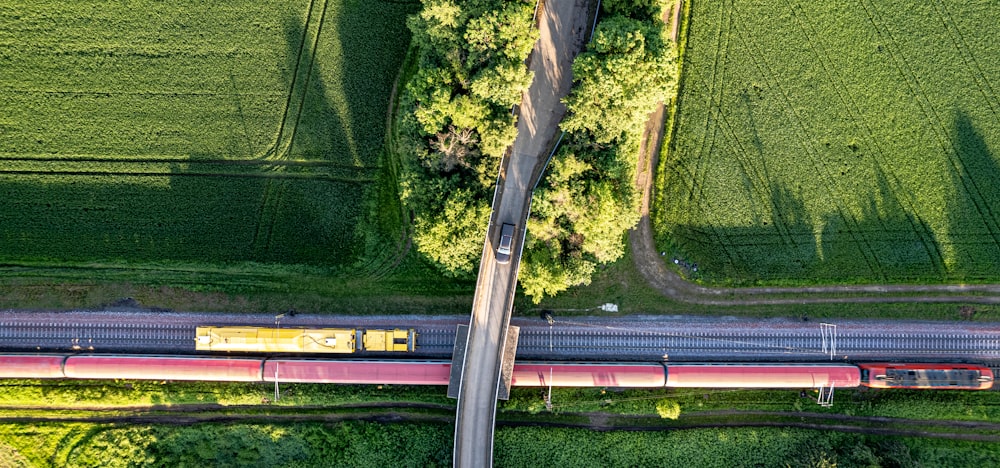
[666,111,1000,284]
[942,110,1000,280]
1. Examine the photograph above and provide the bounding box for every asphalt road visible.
[451,1,591,466]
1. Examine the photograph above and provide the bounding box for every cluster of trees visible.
[399,0,677,302]
[519,0,677,301]
[398,0,538,275]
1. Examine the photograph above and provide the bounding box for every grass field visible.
[656,0,1000,285]
[0,0,416,272]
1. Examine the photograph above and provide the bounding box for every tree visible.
[519,138,640,303]
[412,188,490,276]
[519,240,596,301]
[561,15,676,143]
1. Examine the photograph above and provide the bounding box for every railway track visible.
[2,316,1000,363]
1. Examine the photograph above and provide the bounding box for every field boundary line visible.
[0,169,374,182]
[0,155,377,168]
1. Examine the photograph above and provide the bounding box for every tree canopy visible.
[399,0,537,277]
[519,2,678,302]
[561,15,676,143]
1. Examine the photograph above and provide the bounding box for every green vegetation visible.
[525,243,1000,322]
[504,385,1000,423]
[520,0,677,302]
[656,0,1000,285]
[0,379,453,408]
[0,421,452,467]
[398,0,678,304]
[397,0,537,276]
[497,427,959,468]
[0,0,422,297]
[4,421,998,467]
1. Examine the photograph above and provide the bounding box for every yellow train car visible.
[195,327,357,353]
[363,329,417,352]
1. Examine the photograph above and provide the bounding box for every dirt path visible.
[629,4,1000,307]
[6,404,999,442]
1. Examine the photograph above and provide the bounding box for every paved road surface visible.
[452,1,590,466]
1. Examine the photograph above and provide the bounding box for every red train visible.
[0,354,992,390]
[859,363,994,390]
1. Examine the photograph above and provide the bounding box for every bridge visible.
[447,1,616,466]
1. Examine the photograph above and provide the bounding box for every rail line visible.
[2,317,999,363]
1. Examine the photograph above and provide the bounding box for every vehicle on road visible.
[496,223,515,264]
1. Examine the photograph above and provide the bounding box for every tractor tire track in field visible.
[284,0,332,159]
[683,64,797,250]
[250,180,286,259]
[857,0,1000,249]
[731,23,884,279]
[631,3,1000,306]
[782,1,945,275]
[688,0,732,205]
[0,169,374,182]
[930,0,1000,120]
[689,0,739,266]
[252,0,331,257]
[270,0,321,161]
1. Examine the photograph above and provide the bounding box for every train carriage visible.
[362,329,417,352]
[665,363,861,388]
[195,326,357,353]
[265,359,449,385]
[0,354,65,379]
[64,355,264,382]
[859,363,994,390]
[511,363,666,387]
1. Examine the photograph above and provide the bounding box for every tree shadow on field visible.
[280,0,417,167]
[816,165,941,282]
[942,110,1000,280]
[247,2,417,264]
[669,164,946,284]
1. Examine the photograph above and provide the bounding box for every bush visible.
[655,399,681,419]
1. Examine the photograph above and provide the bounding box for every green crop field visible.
[657,0,1000,284]
[0,0,415,271]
